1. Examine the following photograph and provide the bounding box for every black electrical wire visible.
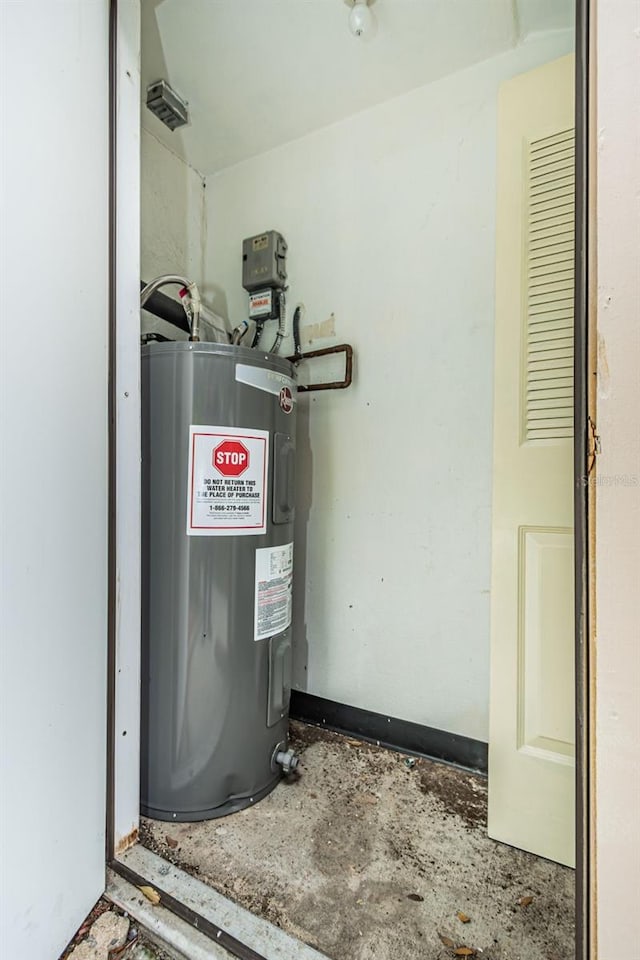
[251,322,264,348]
[292,305,303,361]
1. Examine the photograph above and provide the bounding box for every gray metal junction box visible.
[242,230,288,292]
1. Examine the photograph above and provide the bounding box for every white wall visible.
[141,127,206,339]
[594,0,640,952]
[205,32,572,740]
[0,3,109,958]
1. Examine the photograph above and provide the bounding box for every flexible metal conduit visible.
[270,289,286,355]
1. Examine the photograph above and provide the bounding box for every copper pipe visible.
[287,343,353,392]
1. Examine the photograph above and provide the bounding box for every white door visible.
[0,3,110,958]
[488,55,576,868]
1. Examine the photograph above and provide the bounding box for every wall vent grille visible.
[524,128,575,442]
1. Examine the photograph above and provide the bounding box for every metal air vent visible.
[523,128,575,442]
[146,80,189,131]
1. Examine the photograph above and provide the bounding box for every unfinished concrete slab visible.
[140,723,574,960]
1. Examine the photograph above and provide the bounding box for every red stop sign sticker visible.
[279,386,294,414]
[212,439,250,476]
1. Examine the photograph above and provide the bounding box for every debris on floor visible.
[141,721,576,960]
[65,910,129,960]
[59,899,176,960]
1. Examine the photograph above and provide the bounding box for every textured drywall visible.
[141,127,206,339]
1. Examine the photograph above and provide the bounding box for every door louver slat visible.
[523,128,575,442]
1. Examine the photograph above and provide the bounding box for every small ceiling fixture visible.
[348,0,374,38]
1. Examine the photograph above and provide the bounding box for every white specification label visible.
[187,425,269,536]
[249,289,272,318]
[254,542,294,641]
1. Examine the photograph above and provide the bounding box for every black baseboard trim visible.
[290,691,488,774]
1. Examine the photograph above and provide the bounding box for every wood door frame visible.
[573,1,592,957]
[105,1,594,957]
[106,0,143,860]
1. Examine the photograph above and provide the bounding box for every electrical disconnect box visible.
[242,231,288,321]
[242,231,287,291]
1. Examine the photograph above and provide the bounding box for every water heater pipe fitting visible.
[140,274,202,341]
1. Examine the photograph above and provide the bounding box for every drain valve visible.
[272,742,299,776]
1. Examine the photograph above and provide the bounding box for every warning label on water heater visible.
[187,425,269,536]
[254,542,294,642]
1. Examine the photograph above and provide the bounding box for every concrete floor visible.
[141,722,574,960]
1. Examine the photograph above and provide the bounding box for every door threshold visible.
[111,843,328,960]
[106,869,229,959]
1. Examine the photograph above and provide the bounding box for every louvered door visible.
[525,130,575,442]
[488,55,576,867]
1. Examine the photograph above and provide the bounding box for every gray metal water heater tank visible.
[140,341,297,821]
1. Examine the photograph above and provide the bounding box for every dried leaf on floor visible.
[517,896,534,907]
[453,948,477,957]
[165,835,178,849]
[138,885,161,905]
[108,939,138,960]
[456,911,471,923]
[407,893,424,902]
[438,933,455,948]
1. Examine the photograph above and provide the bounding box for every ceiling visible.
[141,0,574,175]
